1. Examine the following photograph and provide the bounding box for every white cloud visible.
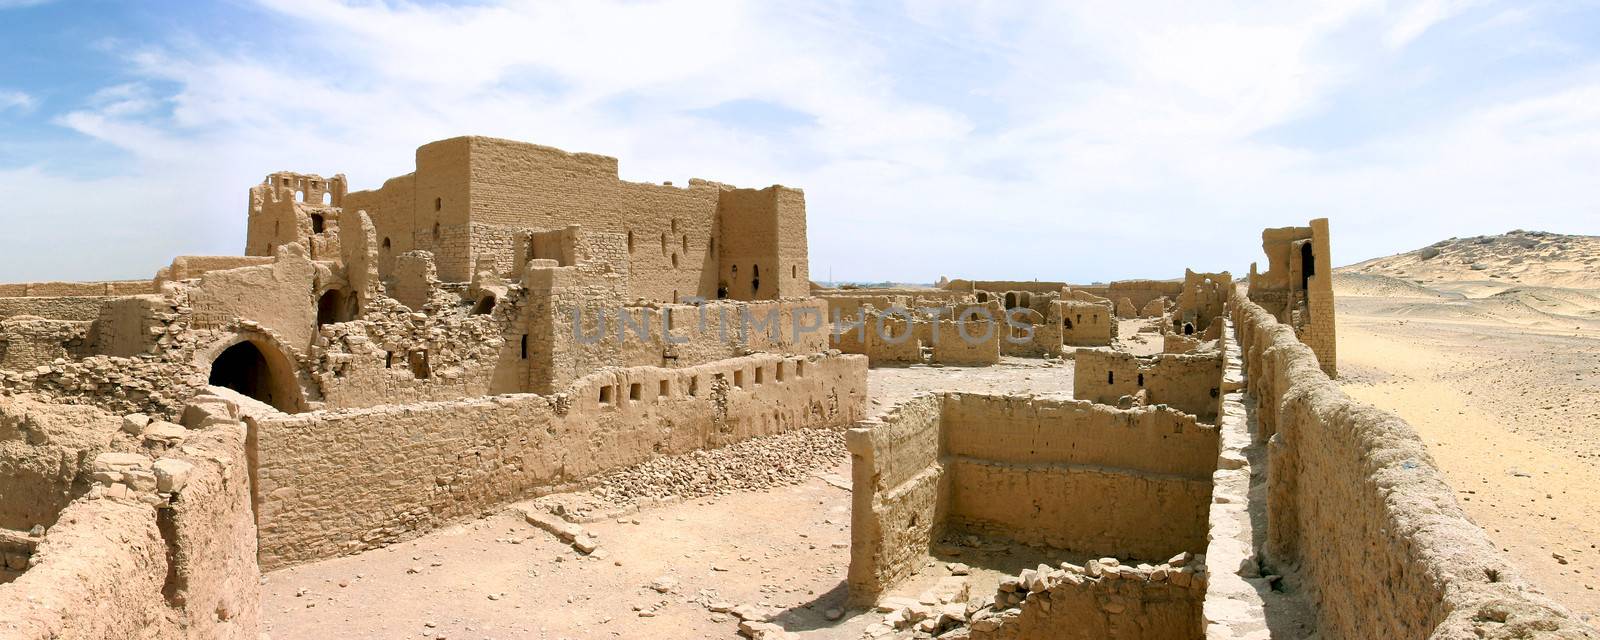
[1386,0,1482,48]
[0,89,34,113]
[3,0,1599,284]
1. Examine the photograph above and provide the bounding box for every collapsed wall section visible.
[253,352,868,569]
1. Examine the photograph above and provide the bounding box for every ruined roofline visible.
[408,135,799,194]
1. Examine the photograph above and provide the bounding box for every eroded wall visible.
[1234,296,1592,639]
[253,352,868,569]
[846,393,1218,606]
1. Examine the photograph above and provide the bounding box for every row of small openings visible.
[733,360,801,389]
[1106,371,1146,386]
[384,350,432,379]
[597,379,675,406]
[597,360,808,406]
[1063,312,1100,329]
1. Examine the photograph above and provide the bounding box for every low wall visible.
[0,396,260,640]
[846,393,1217,606]
[0,280,158,299]
[0,297,110,322]
[968,558,1206,640]
[253,351,869,569]
[1233,297,1595,639]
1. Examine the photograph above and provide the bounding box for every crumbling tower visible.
[1248,217,1336,377]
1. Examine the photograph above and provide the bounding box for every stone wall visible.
[846,393,1218,607]
[0,396,260,639]
[252,351,868,569]
[1233,296,1594,639]
[967,557,1206,640]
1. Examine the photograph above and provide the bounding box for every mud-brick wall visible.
[1232,297,1595,640]
[941,395,1216,559]
[0,408,260,640]
[846,393,1218,607]
[253,352,869,569]
[845,395,947,606]
[1074,350,1225,423]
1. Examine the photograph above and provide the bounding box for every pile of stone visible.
[584,427,848,508]
[864,575,972,638]
[967,553,1207,634]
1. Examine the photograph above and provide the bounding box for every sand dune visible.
[1332,271,1458,298]
[1341,229,1600,291]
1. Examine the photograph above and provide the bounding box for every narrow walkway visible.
[1202,320,1316,639]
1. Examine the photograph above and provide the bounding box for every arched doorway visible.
[207,340,301,413]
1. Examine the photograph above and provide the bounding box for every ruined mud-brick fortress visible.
[0,137,1591,639]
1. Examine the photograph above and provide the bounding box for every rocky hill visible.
[1339,230,1600,291]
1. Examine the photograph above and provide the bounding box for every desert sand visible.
[1335,231,1600,625]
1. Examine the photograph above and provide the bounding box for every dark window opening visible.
[629,383,642,401]
[1137,373,1145,386]
[1184,323,1195,335]
[792,265,797,279]
[755,366,764,385]
[1300,242,1316,291]
[520,335,528,359]
[1107,371,1115,384]
[471,295,496,315]
[434,197,442,211]
[659,379,670,397]
[599,386,613,405]
[316,289,351,326]
[717,284,728,299]
[1064,318,1073,329]
[627,230,635,252]
[310,214,325,234]
[776,362,785,382]
[734,370,745,388]
[751,264,760,295]
[408,350,431,379]
[671,253,679,268]
[385,351,394,368]
[689,376,700,397]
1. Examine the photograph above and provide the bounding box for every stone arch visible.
[199,333,306,414]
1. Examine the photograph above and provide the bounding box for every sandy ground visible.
[261,357,1081,640]
[1336,293,1600,625]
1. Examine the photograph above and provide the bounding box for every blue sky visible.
[2,0,1598,283]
